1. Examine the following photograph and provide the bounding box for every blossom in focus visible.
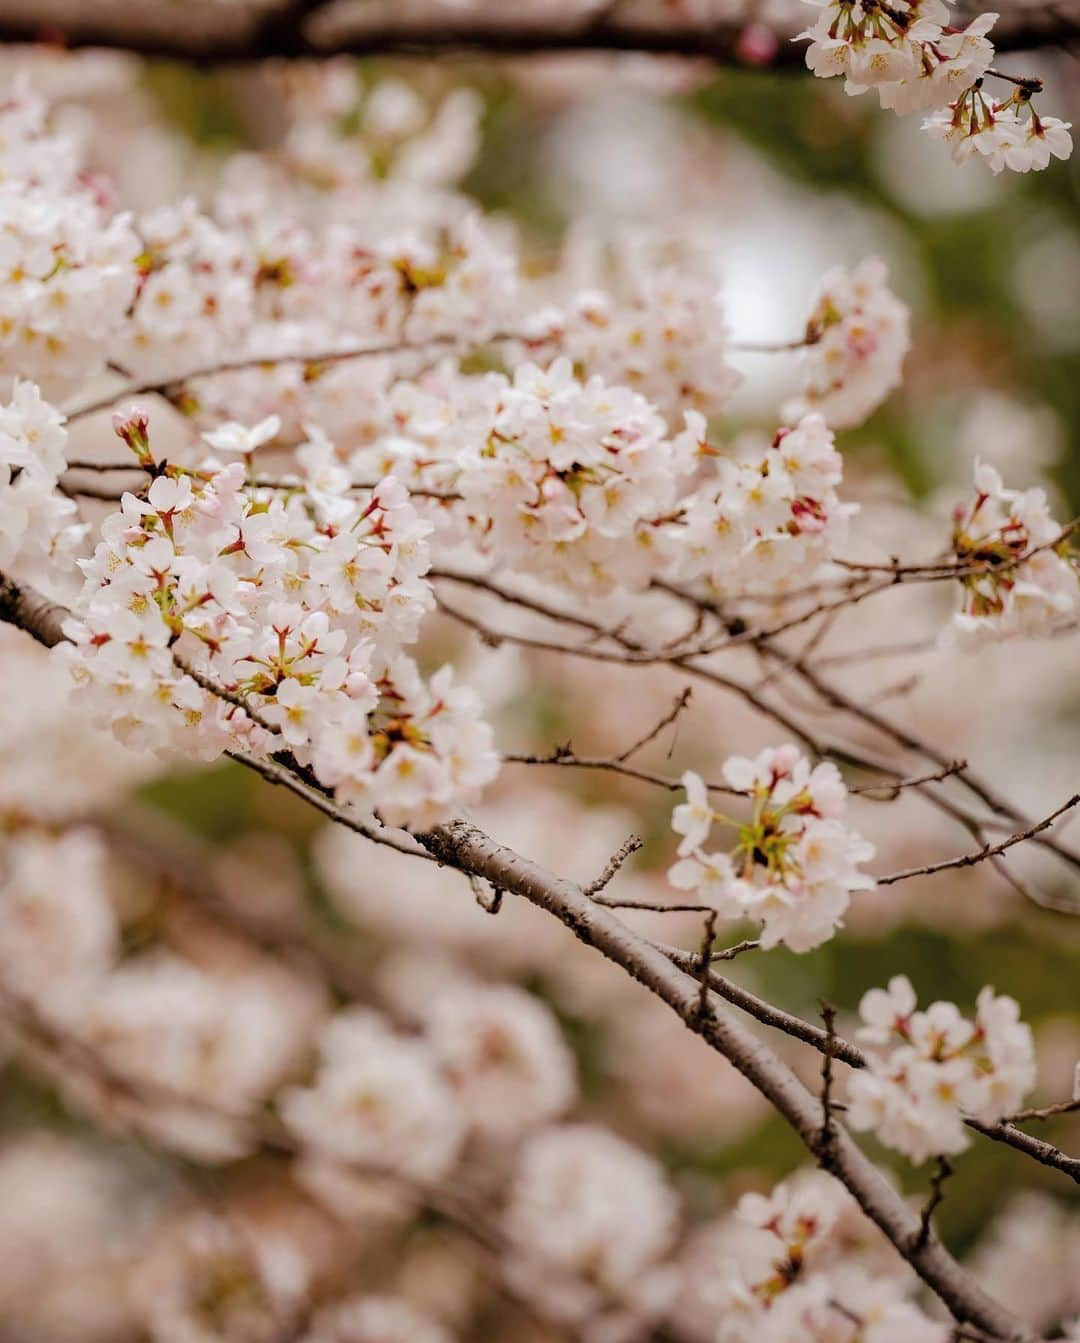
[798,0,1072,173]
[707,1171,950,1343]
[923,88,1073,176]
[676,412,858,594]
[55,414,498,828]
[668,747,875,952]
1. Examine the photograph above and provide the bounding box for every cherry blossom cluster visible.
[504,1124,680,1330]
[134,1212,448,1343]
[0,624,157,818]
[113,199,263,385]
[453,357,687,594]
[270,67,483,193]
[118,195,516,402]
[707,1171,949,1343]
[281,1007,467,1194]
[305,1296,455,1343]
[668,746,875,951]
[522,233,742,421]
[0,49,1076,1343]
[0,379,85,598]
[676,412,858,595]
[924,79,1073,175]
[847,975,1036,1161]
[0,823,320,1161]
[58,410,498,827]
[352,361,859,596]
[948,461,1080,641]
[132,1214,454,1343]
[411,980,578,1139]
[783,257,909,430]
[0,87,139,398]
[799,0,1073,173]
[132,1212,309,1343]
[280,975,580,1220]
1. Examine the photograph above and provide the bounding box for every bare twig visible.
[469,873,504,914]
[65,332,514,423]
[694,910,719,1023]
[614,687,692,763]
[850,761,968,799]
[915,1156,954,1251]
[876,794,1080,888]
[1008,1097,1080,1125]
[820,1000,838,1151]
[583,834,644,896]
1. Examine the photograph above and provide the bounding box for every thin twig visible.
[876,793,1080,887]
[820,1000,838,1151]
[915,1156,954,1251]
[65,332,517,422]
[694,910,719,1023]
[1008,1097,1080,1124]
[583,834,644,896]
[469,873,504,914]
[614,687,692,763]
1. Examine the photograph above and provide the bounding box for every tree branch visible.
[0,570,68,647]
[0,570,1065,1335]
[0,2,1070,67]
[418,819,1035,1342]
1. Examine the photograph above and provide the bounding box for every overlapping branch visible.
[430,566,1080,891]
[0,567,1066,1341]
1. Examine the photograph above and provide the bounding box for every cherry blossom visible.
[54,412,498,826]
[675,412,858,594]
[706,1171,949,1343]
[417,980,578,1138]
[0,88,139,399]
[798,0,1072,174]
[847,975,1036,1161]
[0,380,85,598]
[280,1008,466,1183]
[668,747,875,951]
[303,1296,454,1343]
[504,1124,679,1327]
[0,42,1074,1343]
[784,258,909,430]
[131,1213,308,1343]
[949,461,1080,641]
[924,90,1073,176]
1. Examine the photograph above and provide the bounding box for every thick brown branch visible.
[0,4,1069,66]
[418,819,1035,1342]
[0,570,68,647]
